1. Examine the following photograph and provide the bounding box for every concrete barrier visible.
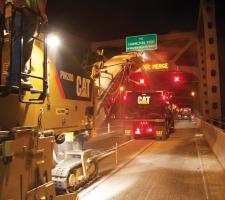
[200,120,225,169]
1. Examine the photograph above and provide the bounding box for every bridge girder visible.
[90,0,221,120]
[197,0,221,120]
[91,32,199,78]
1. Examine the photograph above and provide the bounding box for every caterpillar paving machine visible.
[0,3,97,199]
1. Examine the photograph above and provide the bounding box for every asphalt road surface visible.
[80,120,225,200]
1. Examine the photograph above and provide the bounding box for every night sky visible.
[47,0,200,41]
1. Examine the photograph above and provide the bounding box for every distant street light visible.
[191,91,196,97]
[120,86,124,91]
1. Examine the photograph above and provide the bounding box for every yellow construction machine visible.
[0,4,145,199]
[0,3,97,199]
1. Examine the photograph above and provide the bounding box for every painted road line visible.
[195,140,209,200]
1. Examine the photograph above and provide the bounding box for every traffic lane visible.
[79,139,154,198]
[80,125,225,200]
[175,119,199,129]
[84,119,196,151]
[95,119,123,135]
[85,119,197,173]
[97,139,154,176]
[83,131,130,151]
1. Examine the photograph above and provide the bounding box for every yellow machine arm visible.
[92,52,144,124]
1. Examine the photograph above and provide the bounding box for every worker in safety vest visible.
[0,1,9,67]
[0,0,4,61]
[0,1,3,22]
[0,0,47,89]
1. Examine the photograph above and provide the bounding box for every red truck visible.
[121,91,174,140]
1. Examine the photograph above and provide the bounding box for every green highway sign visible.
[126,34,157,52]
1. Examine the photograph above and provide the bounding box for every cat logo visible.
[138,96,150,104]
[76,76,91,98]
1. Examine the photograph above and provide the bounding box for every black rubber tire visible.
[55,134,65,144]
[161,133,167,141]
[155,136,161,141]
[169,126,175,133]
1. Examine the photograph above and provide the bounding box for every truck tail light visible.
[135,128,141,135]
[140,79,145,85]
[148,128,153,132]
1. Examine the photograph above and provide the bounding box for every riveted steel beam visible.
[198,0,221,120]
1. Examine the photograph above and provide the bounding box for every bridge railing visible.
[208,119,225,131]
[199,119,225,169]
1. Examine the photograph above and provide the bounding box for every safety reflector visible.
[125,129,131,134]
[156,131,163,136]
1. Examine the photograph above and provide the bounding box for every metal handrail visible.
[0,14,3,85]
[2,2,47,103]
[88,140,132,163]
[20,72,45,80]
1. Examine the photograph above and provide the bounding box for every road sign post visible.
[126,34,157,52]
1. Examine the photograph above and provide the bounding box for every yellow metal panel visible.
[0,39,93,133]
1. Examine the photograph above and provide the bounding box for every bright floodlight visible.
[141,52,149,62]
[47,34,60,47]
